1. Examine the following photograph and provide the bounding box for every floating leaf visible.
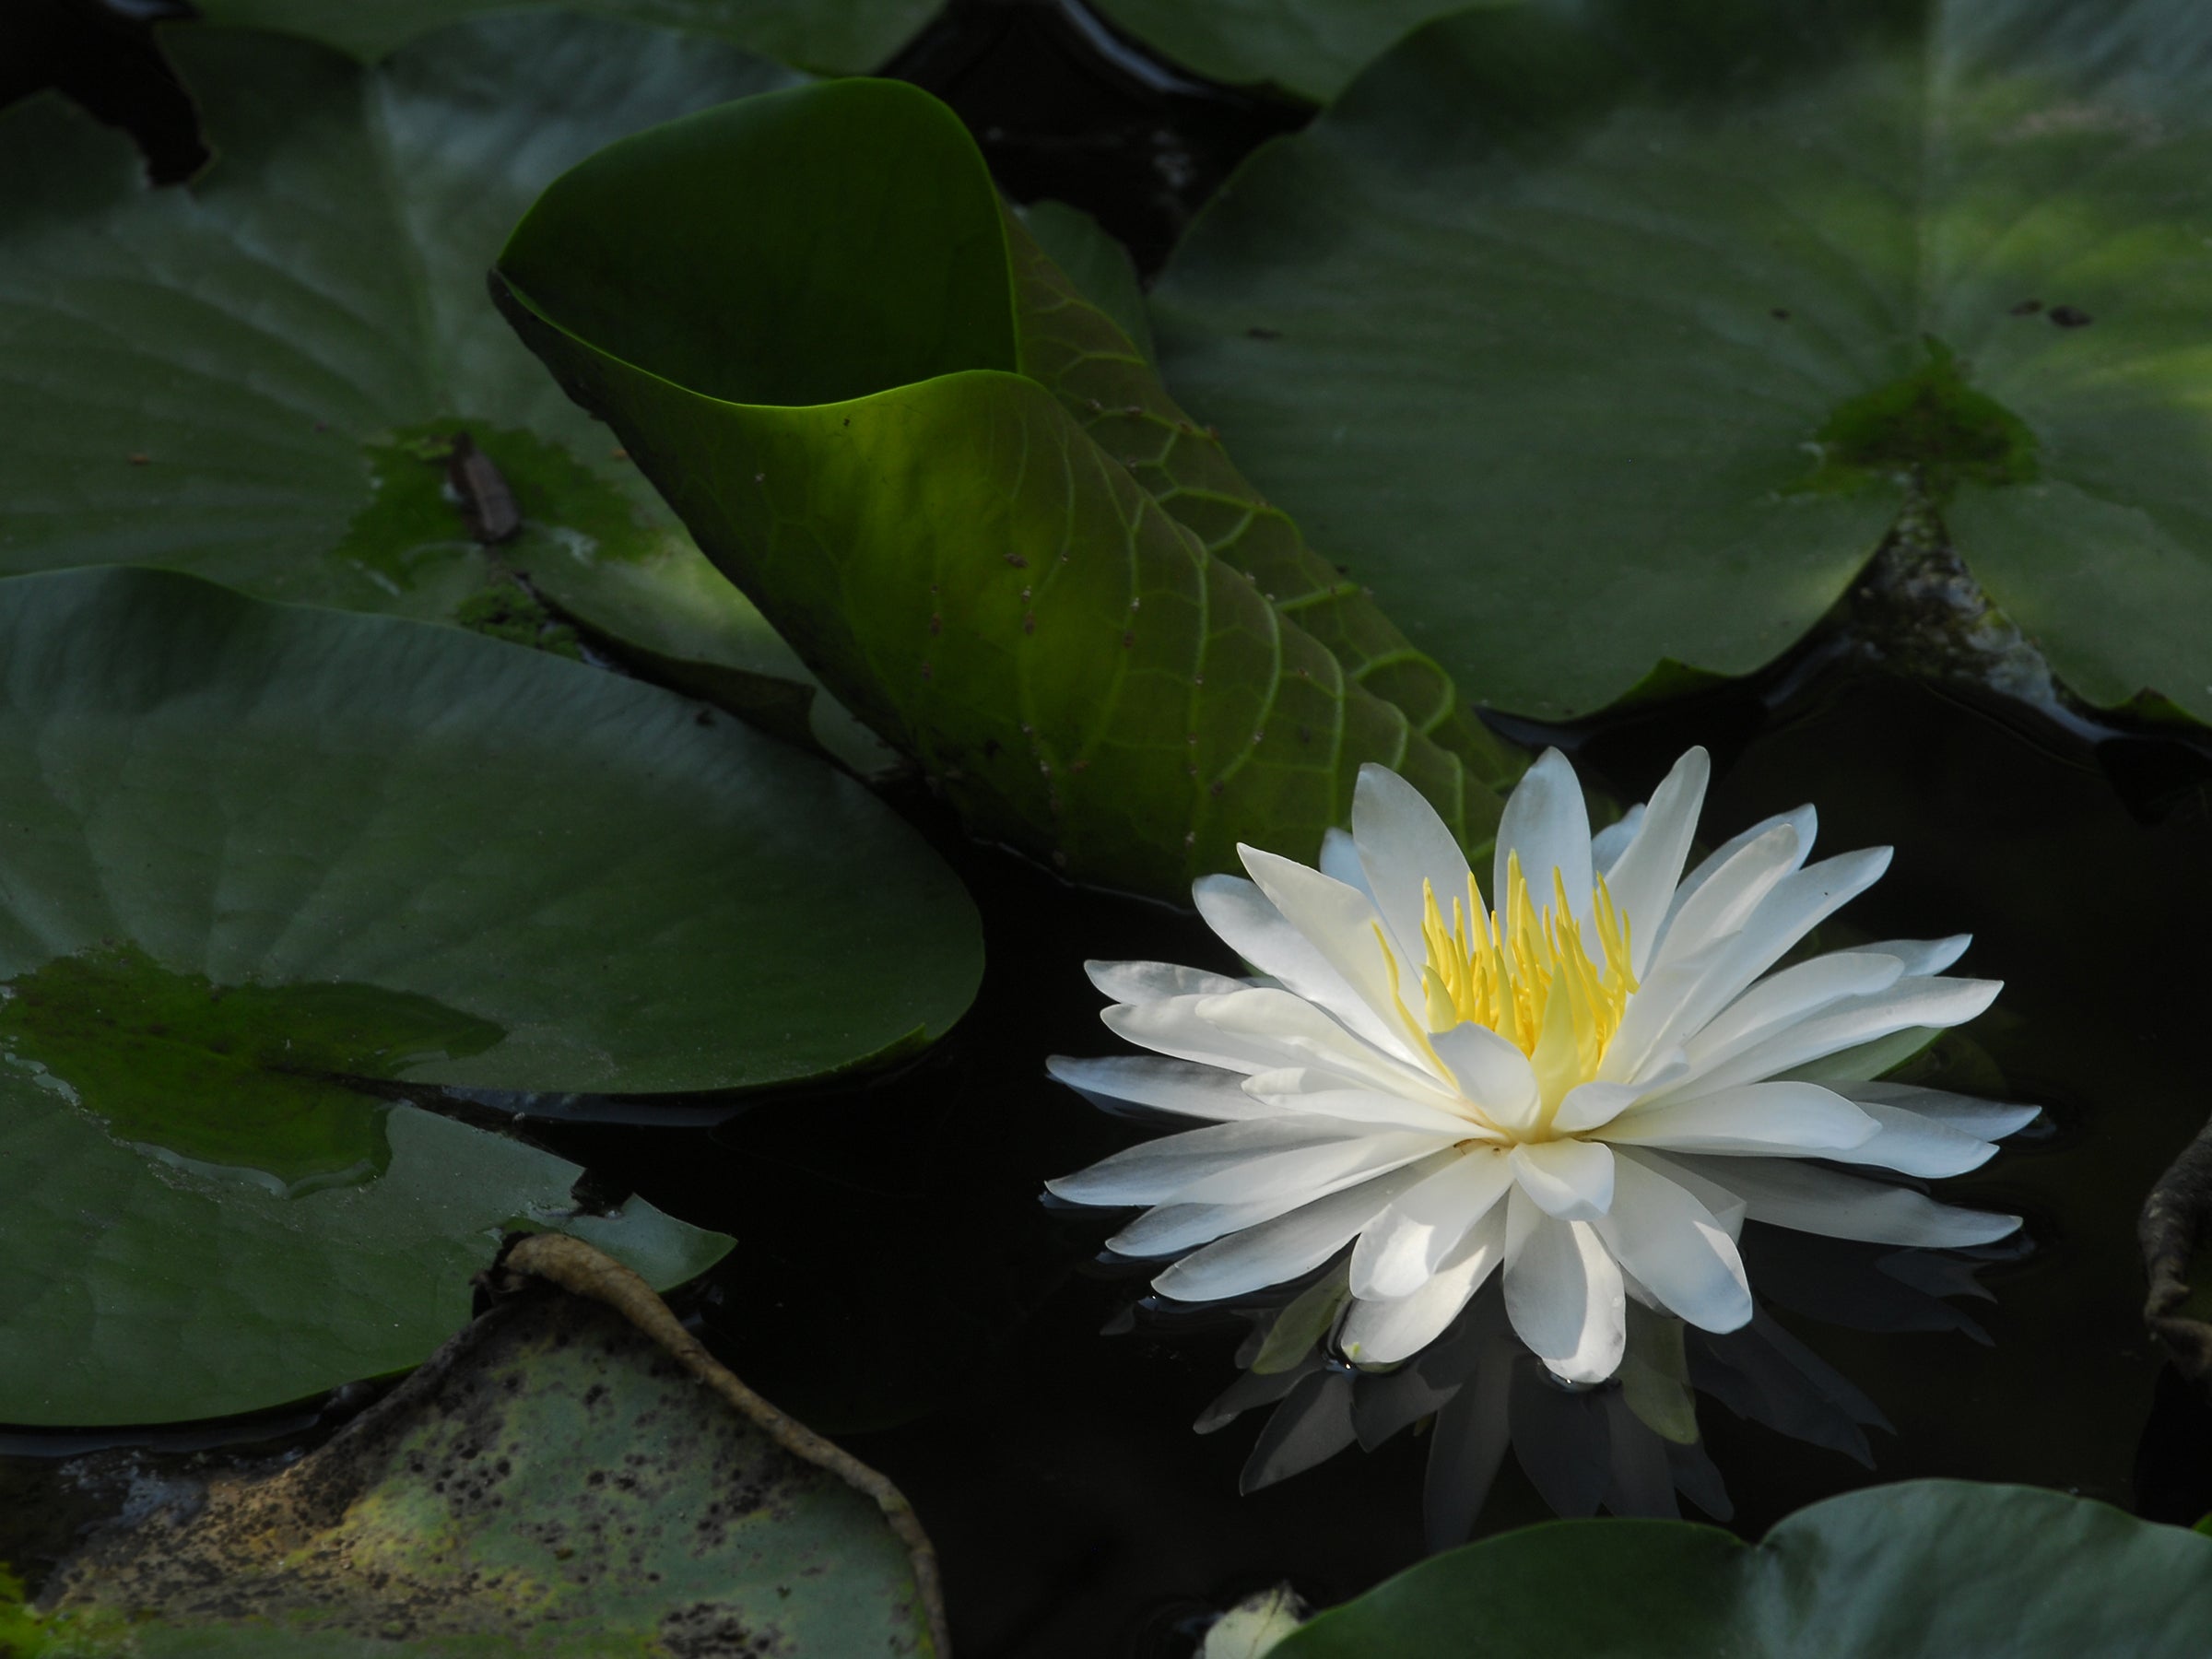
[1272,1479,2212,1658]
[496,77,1523,900]
[186,0,936,73]
[1148,0,2212,721]
[0,564,978,1423]
[0,15,890,772]
[19,1240,940,1653]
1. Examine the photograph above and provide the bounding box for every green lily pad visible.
[494,77,1524,900]
[21,1278,937,1653]
[1089,0,1481,102]
[0,563,978,1423]
[1273,1480,2212,1658]
[186,0,937,73]
[1148,0,2212,722]
[0,15,892,773]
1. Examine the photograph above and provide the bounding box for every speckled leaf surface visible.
[495,78,1520,900]
[1274,1480,2212,1657]
[0,565,977,1423]
[187,0,936,73]
[1149,0,2212,721]
[0,16,887,771]
[29,1290,935,1654]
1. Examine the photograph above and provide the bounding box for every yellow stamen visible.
[1412,853,1639,1083]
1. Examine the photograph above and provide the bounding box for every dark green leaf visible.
[495,78,1522,899]
[0,17,891,772]
[1088,0,1481,102]
[1276,1480,2212,1658]
[1149,0,2212,721]
[186,0,935,74]
[0,564,979,1422]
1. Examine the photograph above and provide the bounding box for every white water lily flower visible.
[1048,747,2032,1385]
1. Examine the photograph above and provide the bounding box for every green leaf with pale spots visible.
[0,15,891,774]
[1274,1481,2212,1658]
[1148,0,2212,723]
[0,564,979,1424]
[18,1288,935,1654]
[495,78,1524,900]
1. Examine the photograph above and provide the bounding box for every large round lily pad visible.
[0,565,978,1423]
[1149,0,2212,721]
[0,15,889,771]
[1274,1479,2212,1657]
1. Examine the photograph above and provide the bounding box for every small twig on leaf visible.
[498,1231,951,1657]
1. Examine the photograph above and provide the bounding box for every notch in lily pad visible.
[1805,340,2039,499]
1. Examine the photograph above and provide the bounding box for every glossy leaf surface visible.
[1150,0,2212,720]
[1275,1480,2212,1657]
[0,565,978,1422]
[496,77,1521,899]
[0,16,889,771]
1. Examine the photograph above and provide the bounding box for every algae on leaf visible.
[0,14,890,772]
[496,77,1524,900]
[17,1243,939,1654]
[1149,0,2212,722]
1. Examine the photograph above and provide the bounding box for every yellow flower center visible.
[1375,853,1638,1118]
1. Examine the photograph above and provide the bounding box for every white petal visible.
[1195,871,1415,1059]
[1656,1153,2021,1247]
[1352,763,1477,977]
[1602,747,1709,977]
[1349,1147,1513,1299]
[1429,1021,1542,1134]
[1668,975,2000,1099]
[1510,1137,1616,1221]
[1589,804,1644,877]
[1839,935,1971,977]
[1103,992,1318,1076]
[1841,1081,2041,1141]
[1047,1054,1269,1122]
[1591,1156,1752,1333]
[1664,804,1816,930]
[1611,1147,1748,1238]
[1152,1155,1456,1301]
[1651,820,1806,971]
[1551,1049,1691,1132]
[1241,1076,1488,1138]
[1777,1025,1936,1084]
[1818,1100,2002,1178]
[1495,747,1594,931]
[1047,1114,1418,1206]
[1319,827,1372,898]
[1503,1188,1626,1383]
[1677,951,1906,1082]
[1596,1081,1877,1157]
[1627,848,1896,1072]
[1196,988,1456,1098]
[1087,959,1248,1002]
[1340,1205,1509,1363]
[1110,1195,1295,1256]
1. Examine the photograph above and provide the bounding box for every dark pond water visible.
[7,3,2212,1656]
